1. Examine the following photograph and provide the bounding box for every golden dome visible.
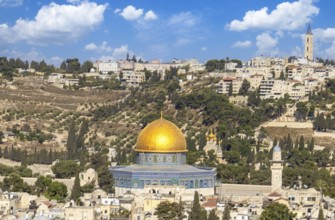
[135,118,187,153]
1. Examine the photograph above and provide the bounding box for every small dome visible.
[136,118,187,153]
[273,145,281,152]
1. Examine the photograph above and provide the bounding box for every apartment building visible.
[121,71,145,87]
[217,77,243,95]
[98,61,118,74]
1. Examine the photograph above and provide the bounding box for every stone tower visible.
[304,24,313,61]
[271,145,284,191]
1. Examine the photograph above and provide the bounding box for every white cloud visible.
[98,45,130,61]
[227,0,319,31]
[144,10,158,21]
[85,41,113,53]
[168,12,199,27]
[313,28,335,42]
[0,1,107,44]
[85,43,98,51]
[232,40,252,48]
[256,33,278,55]
[201,46,207,51]
[312,28,335,59]
[116,5,158,22]
[119,5,143,21]
[112,45,129,60]
[0,0,23,7]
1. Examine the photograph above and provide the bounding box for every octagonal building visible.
[111,118,216,197]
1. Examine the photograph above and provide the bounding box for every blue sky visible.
[0,0,335,66]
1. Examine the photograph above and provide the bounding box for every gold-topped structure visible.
[135,118,187,153]
[112,116,216,199]
[207,129,217,141]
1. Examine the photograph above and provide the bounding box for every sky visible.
[1,0,335,66]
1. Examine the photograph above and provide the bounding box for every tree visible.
[66,121,76,160]
[228,83,233,96]
[81,61,93,73]
[0,131,4,143]
[308,137,315,151]
[279,70,285,80]
[98,166,114,193]
[238,79,250,96]
[1,173,31,193]
[45,181,67,202]
[186,135,196,151]
[198,131,207,151]
[154,201,184,220]
[222,205,231,220]
[66,58,81,73]
[299,136,305,151]
[208,209,219,220]
[260,203,296,220]
[295,102,308,121]
[188,191,207,220]
[51,160,80,178]
[60,61,67,71]
[318,208,324,220]
[71,173,83,204]
[35,176,52,196]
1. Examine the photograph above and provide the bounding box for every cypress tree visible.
[198,131,207,151]
[66,121,76,160]
[299,136,305,151]
[222,204,231,220]
[4,146,8,158]
[228,83,233,96]
[309,138,315,152]
[71,173,83,204]
[76,119,89,152]
[318,208,324,220]
[208,209,219,220]
[188,191,207,220]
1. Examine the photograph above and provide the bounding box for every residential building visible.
[98,61,118,74]
[121,71,145,87]
[217,77,243,95]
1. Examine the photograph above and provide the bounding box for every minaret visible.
[304,24,313,61]
[271,145,284,191]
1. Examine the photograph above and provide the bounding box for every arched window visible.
[190,180,194,188]
[185,180,189,189]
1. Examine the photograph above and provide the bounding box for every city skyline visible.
[0,0,335,66]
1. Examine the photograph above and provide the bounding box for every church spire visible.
[306,23,312,34]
